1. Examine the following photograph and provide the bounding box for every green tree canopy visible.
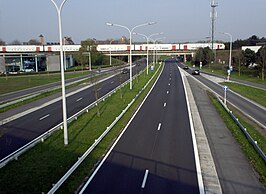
[243,48,256,66]
[256,46,266,80]
[193,47,213,66]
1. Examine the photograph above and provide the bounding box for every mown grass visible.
[209,93,266,185]
[0,64,161,194]
[0,71,91,95]
[220,82,266,107]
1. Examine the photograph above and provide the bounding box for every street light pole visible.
[221,32,233,80]
[151,37,165,66]
[50,0,69,145]
[133,32,163,75]
[109,39,114,66]
[106,22,156,90]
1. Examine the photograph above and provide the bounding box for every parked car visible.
[24,68,35,72]
[192,69,200,75]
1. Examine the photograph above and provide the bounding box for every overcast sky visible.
[0,0,265,44]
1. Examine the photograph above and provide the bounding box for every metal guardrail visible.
[0,70,138,168]
[47,65,162,194]
[217,96,266,163]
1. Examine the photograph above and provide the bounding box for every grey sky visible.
[0,0,265,44]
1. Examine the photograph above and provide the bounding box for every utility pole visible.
[210,0,218,57]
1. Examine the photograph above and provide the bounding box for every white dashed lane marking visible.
[39,114,50,121]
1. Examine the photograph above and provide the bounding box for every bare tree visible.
[91,68,102,117]
[28,39,41,45]
[0,38,5,45]
[10,40,22,45]
[235,50,245,76]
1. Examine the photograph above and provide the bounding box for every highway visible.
[0,61,146,161]
[0,66,126,105]
[80,59,201,194]
[178,63,266,129]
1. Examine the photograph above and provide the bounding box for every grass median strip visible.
[0,71,91,95]
[220,82,266,107]
[0,65,162,194]
[208,93,266,186]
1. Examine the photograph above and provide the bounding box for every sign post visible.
[227,69,231,81]
[223,86,229,105]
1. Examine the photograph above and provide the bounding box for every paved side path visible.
[182,71,222,194]
[187,76,266,194]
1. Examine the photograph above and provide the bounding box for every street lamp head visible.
[106,22,113,26]
[148,22,157,25]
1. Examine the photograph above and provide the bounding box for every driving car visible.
[192,69,200,75]
[122,68,129,74]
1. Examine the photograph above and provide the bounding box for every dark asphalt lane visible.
[0,66,125,104]
[178,63,266,128]
[201,71,266,90]
[0,73,90,104]
[0,61,146,160]
[82,59,199,194]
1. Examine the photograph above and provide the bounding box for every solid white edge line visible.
[178,66,205,194]
[141,169,149,189]
[79,63,165,194]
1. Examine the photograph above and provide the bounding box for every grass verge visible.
[0,71,91,95]
[0,64,162,194]
[208,92,266,186]
[220,82,266,107]
[0,73,106,113]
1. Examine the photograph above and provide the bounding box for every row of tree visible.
[73,39,125,68]
[193,45,266,80]
[224,35,266,50]
[0,38,42,46]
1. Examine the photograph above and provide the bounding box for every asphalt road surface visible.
[178,63,266,128]
[81,59,200,194]
[0,66,126,104]
[0,61,146,161]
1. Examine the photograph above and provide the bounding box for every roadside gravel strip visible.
[0,73,118,125]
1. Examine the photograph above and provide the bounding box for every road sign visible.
[223,86,229,91]
[223,86,229,105]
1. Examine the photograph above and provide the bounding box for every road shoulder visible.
[187,76,266,194]
[181,70,222,194]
